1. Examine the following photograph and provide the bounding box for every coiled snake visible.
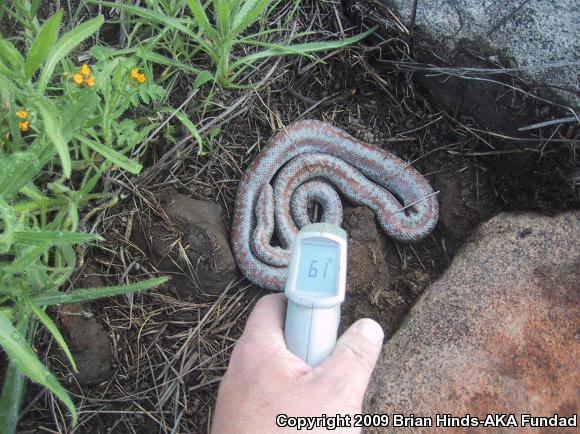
[231,120,439,290]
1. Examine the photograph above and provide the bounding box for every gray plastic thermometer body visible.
[284,223,347,367]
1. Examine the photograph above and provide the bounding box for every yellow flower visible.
[19,121,30,132]
[71,65,96,87]
[80,63,91,76]
[16,110,28,119]
[130,68,146,84]
[73,73,84,85]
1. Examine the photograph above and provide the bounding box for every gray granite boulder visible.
[347,0,579,130]
[396,0,576,106]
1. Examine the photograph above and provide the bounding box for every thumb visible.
[314,319,384,398]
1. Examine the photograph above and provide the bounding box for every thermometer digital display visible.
[296,241,339,296]
[284,223,347,367]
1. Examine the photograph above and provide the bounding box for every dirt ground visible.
[16,6,580,434]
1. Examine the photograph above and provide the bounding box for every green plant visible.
[93,0,374,87]
[0,7,169,432]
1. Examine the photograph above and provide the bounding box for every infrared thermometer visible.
[284,223,347,367]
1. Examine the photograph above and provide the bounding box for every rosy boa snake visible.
[231,119,439,290]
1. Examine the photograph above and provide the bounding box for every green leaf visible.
[12,231,101,245]
[232,0,270,35]
[214,0,231,38]
[186,0,217,39]
[38,15,104,93]
[237,28,287,43]
[77,137,142,175]
[31,276,169,306]
[20,182,45,200]
[173,111,206,155]
[0,314,77,424]
[193,70,214,89]
[231,27,376,71]
[30,0,42,17]
[0,39,24,73]
[0,150,44,200]
[0,56,13,77]
[24,297,77,372]
[24,9,63,79]
[89,44,119,61]
[0,197,16,253]
[61,91,99,138]
[1,244,49,276]
[0,363,26,434]
[0,286,19,295]
[136,49,202,74]
[30,139,59,170]
[0,316,28,434]
[91,1,211,53]
[0,133,60,198]
[12,197,66,214]
[34,96,71,178]
[0,0,7,24]
[49,244,77,288]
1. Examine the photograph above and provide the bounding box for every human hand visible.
[211,293,384,433]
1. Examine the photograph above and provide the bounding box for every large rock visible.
[346,0,579,131]
[365,211,579,432]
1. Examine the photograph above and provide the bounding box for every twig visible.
[447,148,542,156]
[517,116,578,132]
[410,0,419,34]
[389,190,440,217]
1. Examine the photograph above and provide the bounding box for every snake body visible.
[232,119,439,290]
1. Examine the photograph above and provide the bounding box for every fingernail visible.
[356,319,384,346]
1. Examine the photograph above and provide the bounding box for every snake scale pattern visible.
[231,119,439,290]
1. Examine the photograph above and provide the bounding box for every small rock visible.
[59,303,112,386]
[59,267,112,385]
[59,303,113,385]
[132,192,238,295]
[366,211,580,424]
[362,131,375,143]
